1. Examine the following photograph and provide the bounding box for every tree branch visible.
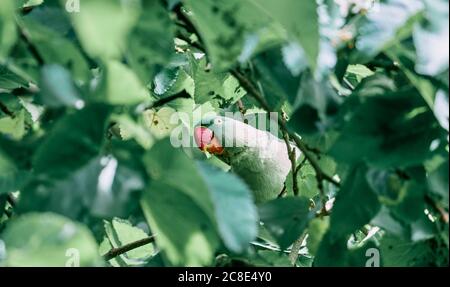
[144,90,192,110]
[103,236,156,261]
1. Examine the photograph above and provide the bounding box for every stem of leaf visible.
[103,235,156,261]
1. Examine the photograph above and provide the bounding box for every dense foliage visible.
[0,0,448,267]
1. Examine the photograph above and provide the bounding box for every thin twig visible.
[18,26,44,65]
[6,194,16,207]
[176,32,205,52]
[289,231,307,265]
[304,144,322,156]
[144,90,192,110]
[17,5,39,15]
[281,120,299,196]
[0,102,15,118]
[103,236,156,261]
[173,3,205,47]
[426,195,449,224]
[4,208,13,218]
[316,204,331,218]
[289,133,340,187]
[0,61,37,85]
[236,99,247,116]
[295,157,308,175]
[343,78,355,90]
[277,184,287,198]
[11,84,40,95]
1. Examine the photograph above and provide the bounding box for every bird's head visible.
[193,115,227,155]
[194,115,272,156]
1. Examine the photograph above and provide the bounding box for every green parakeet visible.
[194,115,300,203]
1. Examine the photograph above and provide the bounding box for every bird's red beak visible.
[194,126,224,155]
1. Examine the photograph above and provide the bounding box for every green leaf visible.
[102,218,155,266]
[37,64,83,108]
[0,65,29,90]
[251,0,320,70]
[153,68,180,96]
[0,194,6,218]
[433,90,449,131]
[188,55,227,106]
[386,40,439,109]
[368,166,427,224]
[20,13,90,82]
[0,135,35,171]
[330,78,442,168]
[1,213,102,267]
[366,168,408,205]
[141,180,219,266]
[143,139,215,218]
[19,154,145,221]
[427,160,449,208]
[371,206,409,239]
[184,0,284,70]
[354,0,423,62]
[346,64,375,83]
[0,149,29,195]
[244,250,293,267]
[113,114,154,149]
[258,197,312,250]
[142,107,178,140]
[0,109,27,140]
[0,0,17,59]
[70,0,139,60]
[198,162,258,253]
[252,48,300,110]
[413,0,449,76]
[32,104,111,176]
[288,71,341,134]
[379,235,435,267]
[306,217,330,256]
[285,163,318,199]
[127,0,175,84]
[314,232,377,267]
[141,139,219,266]
[328,165,380,238]
[95,61,150,105]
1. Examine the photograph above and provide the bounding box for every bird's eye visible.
[214,118,223,125]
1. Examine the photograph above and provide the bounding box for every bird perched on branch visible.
[194,115,300,203]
